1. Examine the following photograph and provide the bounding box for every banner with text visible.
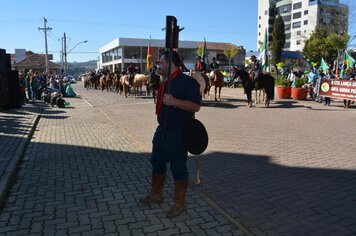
[319,79,356,101]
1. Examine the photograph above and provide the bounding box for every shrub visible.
[275,75,290,87]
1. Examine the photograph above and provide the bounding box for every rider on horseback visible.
[194,56,207,73]
[250,55,261,81]
[127,63,136,86]
[209,57,219,71]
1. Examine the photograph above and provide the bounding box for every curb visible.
[0,114,41,209]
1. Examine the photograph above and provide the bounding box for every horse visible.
[113,73,122,94]
[120,74,130,97]
[132,74,148,98]
[250,71,265,103]
[209,69,224,101]
[233,69,275,107]
[148,72,161,103]
[188,70,206,97]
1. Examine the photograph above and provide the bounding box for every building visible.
[12,50,59,74]
[258,0,349,51]
[99,37,245,73]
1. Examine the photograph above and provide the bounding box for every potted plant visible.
[275,75,291,99]
[291,77,308,100]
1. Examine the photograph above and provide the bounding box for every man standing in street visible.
[139,50,201,218]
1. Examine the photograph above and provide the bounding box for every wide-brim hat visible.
[181,119,208,155]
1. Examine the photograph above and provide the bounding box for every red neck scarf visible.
[198,62,202,71]
[156,68,181,118]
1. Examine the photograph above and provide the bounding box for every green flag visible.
[201,38,207,63]
[259,29,268,72]
[344,50,356,68]
[320,58,329,73]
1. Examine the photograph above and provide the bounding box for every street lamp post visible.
[64,40,88,76]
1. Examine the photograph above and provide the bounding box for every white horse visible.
[189,70,206,97]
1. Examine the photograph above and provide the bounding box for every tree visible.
[196,47,203,57]
[271,14,285,65]
[224,46,242,69]
[303,27,348,64]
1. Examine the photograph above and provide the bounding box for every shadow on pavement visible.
[0,142,242,235]
[0,140,355,235]
[202,100,239,109]
[197,151,356,235]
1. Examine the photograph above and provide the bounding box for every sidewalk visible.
[0,97,246,235]
[0,104,43,208]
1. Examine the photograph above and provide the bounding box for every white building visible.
[99,37,245,72]
[258,0,349,51]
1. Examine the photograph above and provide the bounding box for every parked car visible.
[66,75,76,83]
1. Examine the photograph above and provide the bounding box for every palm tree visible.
[224,46,242,71]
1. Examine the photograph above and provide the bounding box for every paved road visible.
[0,82,355,235]
[75,83,356,236]
[0,86,244,235]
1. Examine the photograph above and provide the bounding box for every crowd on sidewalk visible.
[18,70,77,107]
[283,64,356,108]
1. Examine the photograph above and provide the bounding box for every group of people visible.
[286,64,356,108]
[18,70,76,106]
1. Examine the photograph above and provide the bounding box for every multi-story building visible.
[99,37,245,72]
[258,0,349,51]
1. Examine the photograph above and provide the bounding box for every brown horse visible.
[100,74,111,92]
[210,69,224,101]
[120,74,130,97]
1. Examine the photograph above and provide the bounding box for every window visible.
[285,33,291,39]
[124,46,140,59]
[259,16,261,19]
[259,24,261,28]
[293,21,301,28]
[297,31,301,36]
[293,12,301,19]
[296,40,301,45]
[304,10,308,15]
[293,2,302,10]
[278,4,291,14]
[217,54,228,62]
[284,42,291,48]
[259,32,261,36]
[304,20,308,25]
[265,10,268,15]
[285,24,291,30]
[282,15,291,22]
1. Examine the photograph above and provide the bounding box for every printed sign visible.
[319,79,356,101]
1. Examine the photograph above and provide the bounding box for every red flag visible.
[146,38,152,70]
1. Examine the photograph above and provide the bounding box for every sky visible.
[0,0,354,63]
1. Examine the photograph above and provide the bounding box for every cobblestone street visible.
[0,82,355,235]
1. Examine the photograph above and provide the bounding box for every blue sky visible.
[0,0,354,62]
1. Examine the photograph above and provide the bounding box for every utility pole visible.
[61,37,64,74]
[64,32,67,76]
[38,17,52,73]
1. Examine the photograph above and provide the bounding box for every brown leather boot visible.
[139,173,166,204]
[166,180,189,218]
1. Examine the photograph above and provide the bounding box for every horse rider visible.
[209,57,220,71]
[250,55,261,81]
[127,63,136,86]
[180,56,190,72]
[194,56,207,74]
